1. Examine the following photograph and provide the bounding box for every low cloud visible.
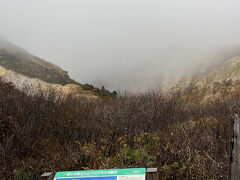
[0,0,240,92]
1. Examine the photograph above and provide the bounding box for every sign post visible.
[54,168,146,180]
[230,114,240,180]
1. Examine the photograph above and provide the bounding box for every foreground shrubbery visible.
[0,77,238,179]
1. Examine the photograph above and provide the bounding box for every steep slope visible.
[178,56,240,103]
[196,56,240,83]
[0,38,117,98]
[0,38,73,85]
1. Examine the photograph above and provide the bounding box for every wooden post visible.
[146,168,159,180]
[40,172,54,180]
[230,114,239,180]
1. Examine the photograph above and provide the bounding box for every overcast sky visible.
[0,0,240,91]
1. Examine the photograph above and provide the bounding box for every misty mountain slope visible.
[0,38,73,85]
[197,56,240,83]
[178,56,240,103]
[0,39,97,98]
[0,39,118,98]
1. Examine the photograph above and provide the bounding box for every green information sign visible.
[54,168,146,180]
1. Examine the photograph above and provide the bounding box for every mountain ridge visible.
[0,39,117,98]
[0,40,73,85]
[176,56,240,103]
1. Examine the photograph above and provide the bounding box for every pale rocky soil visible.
[0,65,98,100]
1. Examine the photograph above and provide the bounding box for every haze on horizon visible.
[0,0,240,92]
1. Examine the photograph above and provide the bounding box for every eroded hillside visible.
[0,65,98,99]
[0,38,73,85]
[176,56,240,103]
[0,39,117,98]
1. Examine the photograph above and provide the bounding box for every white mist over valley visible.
[1,0,240,92]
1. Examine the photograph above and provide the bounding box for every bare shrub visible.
[0,77,235,179]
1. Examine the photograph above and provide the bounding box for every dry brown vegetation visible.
[0,77,237,179]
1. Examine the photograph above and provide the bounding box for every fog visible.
[0,0,240,92]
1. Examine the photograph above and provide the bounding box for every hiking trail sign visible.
[54,168,146,180]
